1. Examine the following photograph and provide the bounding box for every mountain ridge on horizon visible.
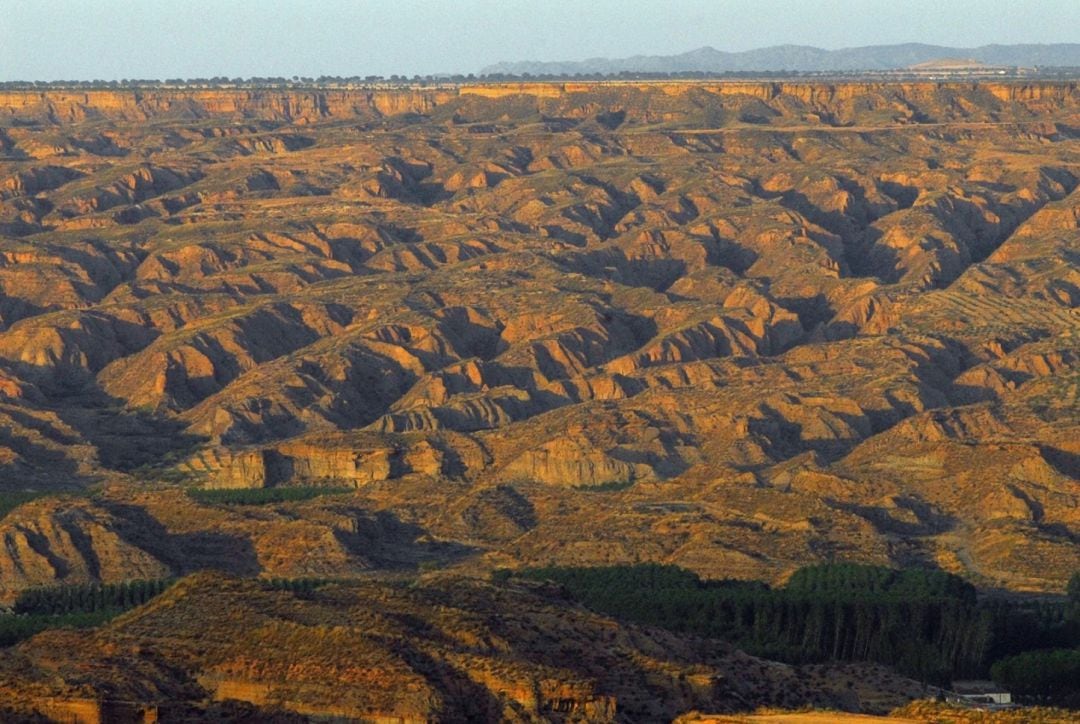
[480,42,1080,75]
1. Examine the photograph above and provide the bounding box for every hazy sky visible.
[3,0,1078,80]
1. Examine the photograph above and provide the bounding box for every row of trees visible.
[512,563,1080,693]
[0,70,858,91]
[187,486,352,506]
[0,578,176,647]
[0,575,349,648]
[9,575,350,618]
[13,578,174,615]
[0,610,114,647]
[261,577,338,594]
[785,562,977,604]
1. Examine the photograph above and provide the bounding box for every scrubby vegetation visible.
[511,562,1080,698]
[187,486,353,505]
[0,491,50,521]
[0,489,91,521]
[892,700,1080,722]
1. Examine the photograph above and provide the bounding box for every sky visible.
[2,0,1078,81]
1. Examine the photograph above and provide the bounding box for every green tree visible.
[1067,571,1080,615]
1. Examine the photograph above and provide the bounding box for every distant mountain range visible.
[480,43,1080,75]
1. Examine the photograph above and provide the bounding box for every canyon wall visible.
[2,81,1078,124]
[0,88,457,123]
[461,80,1080,105]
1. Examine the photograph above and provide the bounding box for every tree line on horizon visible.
[0,69,949,91]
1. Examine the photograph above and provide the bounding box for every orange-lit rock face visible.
[0,88,457,124]
[0,82,1076,598]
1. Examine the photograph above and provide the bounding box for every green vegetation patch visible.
[1,578,176,647]
[0,610,117,647]
[991,649,1080,706]
[261,577,341,595]
[509,562,1080,695]
[785,562,977,603]
[13,578,174,616]
[573,480,635,492]
[186,486,353,505]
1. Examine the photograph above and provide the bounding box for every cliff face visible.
[2,81,1077,125]
[462,79,1080,104]
[459,81,1080,127]
[0,88,457,123]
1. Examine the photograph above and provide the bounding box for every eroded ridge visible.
[0,81,1076,599]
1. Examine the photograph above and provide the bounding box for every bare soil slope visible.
[0,82,1076,601]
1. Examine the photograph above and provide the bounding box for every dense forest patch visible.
[510,563,1080,703]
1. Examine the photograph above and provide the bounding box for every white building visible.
[950,680,1012,707]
